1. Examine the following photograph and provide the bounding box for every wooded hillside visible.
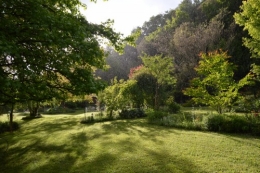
[96,0,251,103]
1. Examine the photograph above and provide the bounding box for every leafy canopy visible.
[234,0,260,81]
[141,54,176,110]
[183,50,239,113]
[0,0,128,107]
[99,78,130,117]
[234,0,260,58]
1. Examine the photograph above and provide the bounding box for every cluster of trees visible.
[1,0,260,130]
[0,0,132,130]
[99,54,176,116]
[98,0,260,115]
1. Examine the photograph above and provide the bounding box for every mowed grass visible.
[0,113,260,173]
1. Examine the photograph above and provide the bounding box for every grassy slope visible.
[0,113,260,173]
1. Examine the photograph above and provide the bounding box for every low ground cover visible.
[147,107,260,135]
[0,112,260,173]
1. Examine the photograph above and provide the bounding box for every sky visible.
[80,0,183,36]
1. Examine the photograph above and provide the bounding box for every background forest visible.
[96,0,251,104]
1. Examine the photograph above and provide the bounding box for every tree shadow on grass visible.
[0,135,80,173]
[141,148,204,173]
[99,119,180,140]
[18,117,80,135]
[45,132,205,173]
[0,117,205,173]
[93,138,204,173]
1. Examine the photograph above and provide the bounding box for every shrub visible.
[207,115,250,133]
[182,112,194,122]
[46,107,75,114]
[119,109,146,119]
[251,123,260,136]
[168,102,181,113]
[223,116,250,133]
[80,112,117,124]
[147,110,168,124]
[180,121,205,131]
[166,96,181,113]
[246,114,260,135]
[0,121,19,133]
[64,101,78,109]
[157,112,205,131]
[207,115,226,132]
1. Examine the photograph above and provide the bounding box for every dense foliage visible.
[96,0,251,105]
[0,0,129,130]
[1,0,260,135]
[118,109,146,119]
[234,0,260,90]
[183,51,239,113]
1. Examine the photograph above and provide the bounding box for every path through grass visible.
[0,113,260,173]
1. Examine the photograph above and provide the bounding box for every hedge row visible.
[207,115,260,135]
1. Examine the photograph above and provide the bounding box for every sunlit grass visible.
[0,112,260,173]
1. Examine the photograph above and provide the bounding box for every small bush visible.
[46,107,75,114]
[147,110,168,125]
[166,97,181,113]
[207,115,225,132]
[119,109,146,119]
[157,112,205,131]
[0,121,19,133]
[224,116,250,133]
[246,114,260,135]
[251,123,260,135]
[180,121,205,131]
[80,112,117,124]
[207,115,250,133]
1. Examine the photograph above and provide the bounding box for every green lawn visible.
[0,113,260,173]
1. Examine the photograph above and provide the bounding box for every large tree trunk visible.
[28,101,39,117]
[9,103,14,132]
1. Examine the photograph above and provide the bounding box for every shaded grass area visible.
[0,114,260,173]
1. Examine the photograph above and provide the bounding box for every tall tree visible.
[135,10,176,56]
[234,0,260,78]
[130,66,157,108]
[141,54,176,110]
[173,10,225,101]
[99,78,130,117]
[0,0,127,130]
[183,51,239,114]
